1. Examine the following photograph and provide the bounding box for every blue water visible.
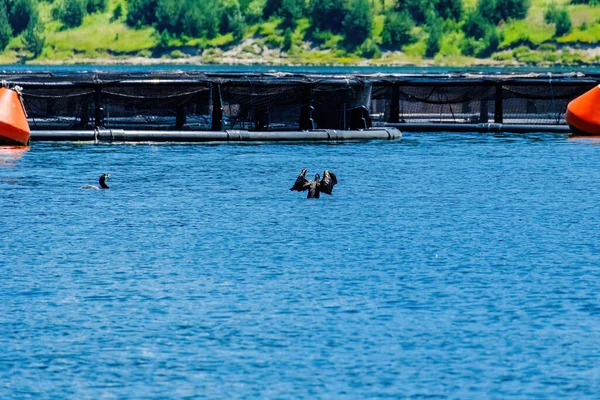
[1,64,598,75]
[1,133,600,398]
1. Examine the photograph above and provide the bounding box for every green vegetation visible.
[381,11,415,48]
[23,12,45,58]
[0,0,598,65]
[9,0,36,35]
[0,2,12,52]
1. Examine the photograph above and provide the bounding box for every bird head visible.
[314,173,320,181]
[99,173,111,189]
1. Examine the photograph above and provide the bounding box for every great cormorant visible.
[82,174,110,189]
[290,169,337,198]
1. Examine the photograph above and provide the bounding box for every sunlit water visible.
[0,63,597,75]
[1,133,599,398]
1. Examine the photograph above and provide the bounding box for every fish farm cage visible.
[2,70,598,138]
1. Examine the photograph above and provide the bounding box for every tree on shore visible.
[282,27,292,51]
[392,0,463,24]
[545,2,572,37]
[220,0,245,40]
[308,0,346,34]
[59,0,86,28]
[8,0,35,35]
[394,0,434,24]
[263,0,281,18]
[0,1,12,51]
[278,0,304,29]
[436,0,462,21]
[342,0,373,48]
[381,10,415,49]
[554,8,572,37]
[86,0,107,14]
[126,0,159,28]
[461,9,502,57]
[23,12,45,58]
[155,0,183,35]
[425,14,442,57]
[111,2,123,21]
[477,0,530,24]
[243,0,267,24]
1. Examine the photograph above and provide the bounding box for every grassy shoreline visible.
[1,0,599,67]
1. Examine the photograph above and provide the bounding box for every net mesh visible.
[101,85,211,129]
[372,84,496,124]
[3,72,597,131]
[220,81,305,130]
[501,84,587,124]
[22,87,95,129]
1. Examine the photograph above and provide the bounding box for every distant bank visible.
[0,0,599,68]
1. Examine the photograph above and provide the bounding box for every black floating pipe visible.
[30,128,402,142]
[31,130,98,141]
[386,122,570,134]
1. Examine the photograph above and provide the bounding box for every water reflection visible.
[0,146,29,167]
[568,135,600,144]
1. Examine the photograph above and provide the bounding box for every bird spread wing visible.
[290,168,310,191]
[318,170,337,195]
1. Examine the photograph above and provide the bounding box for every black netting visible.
[371,80,597,126]
[4,72,598,131]
[501,84,593,124]
[219,81,372,130]
[371,84,495,124]
[220,82,305,130]
[22,88,95,129]
[311,82,372,129]
[102,85,211,129]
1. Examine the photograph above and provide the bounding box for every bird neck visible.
[99,178,109,189]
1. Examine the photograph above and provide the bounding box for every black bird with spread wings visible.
[290,168,337,198]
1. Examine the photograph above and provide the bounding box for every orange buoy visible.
[566,85,600,136]
[0,87,30,146]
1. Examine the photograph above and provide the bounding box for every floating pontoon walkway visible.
[30,128,401,142]
[3,70,597,141]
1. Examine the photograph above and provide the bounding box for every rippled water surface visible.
[1,133,600,398]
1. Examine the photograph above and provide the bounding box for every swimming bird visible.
[290,169,337,198]
[82,173,110,189]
